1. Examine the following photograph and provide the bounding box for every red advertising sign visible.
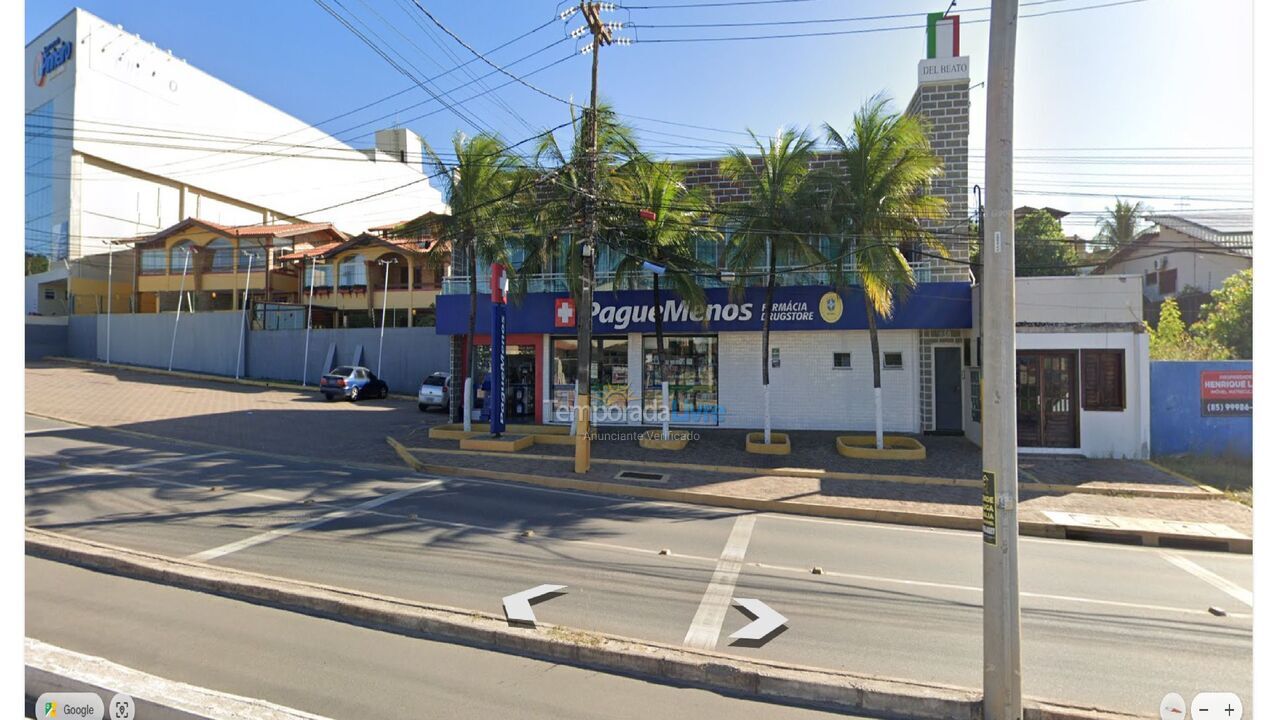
[1201,370,1252,417]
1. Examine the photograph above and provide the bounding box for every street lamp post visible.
[302,255,323,385]
[168,247,192,372]
[235,247,258,380]
[105,241,114,365]
[377,257,399,376]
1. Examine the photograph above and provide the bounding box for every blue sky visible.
[25,0,1253,236]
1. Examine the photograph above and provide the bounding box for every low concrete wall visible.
[88,312,244,376]
[63,313,450,394]
[248,327,449,394]
[26,319,69,361]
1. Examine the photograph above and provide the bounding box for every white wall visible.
[26,9,447,259]
[717,330,920,432]
[1015,275,1145,324]
[1105,226,1251,297]
[1016,331,1150,459]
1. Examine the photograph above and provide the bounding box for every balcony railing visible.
[441,261,934,295]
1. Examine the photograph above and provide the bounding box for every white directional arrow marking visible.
[502,584,567,625]
[728,598,787,641]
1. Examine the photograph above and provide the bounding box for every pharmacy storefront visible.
[437,283,972,431]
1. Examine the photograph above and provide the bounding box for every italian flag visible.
[927,12,960,59]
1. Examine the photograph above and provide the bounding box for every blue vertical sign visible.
[489,263,507,436]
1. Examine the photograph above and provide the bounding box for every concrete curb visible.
[387,438,1252,554]
[26,638,330,719]
[398,442,1217,501]
[43,356,419,400]
[26,529,1142,720]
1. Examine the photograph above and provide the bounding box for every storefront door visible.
[1016,351,1079,448]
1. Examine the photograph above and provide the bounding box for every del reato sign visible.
[1200,370,1252,417]
[435,283,973,336]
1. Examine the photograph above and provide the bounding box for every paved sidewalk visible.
[25,361,447,467]
[26,361,1251,540]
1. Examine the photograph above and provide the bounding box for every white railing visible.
[442,261,939,295]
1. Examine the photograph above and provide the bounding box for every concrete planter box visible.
[836,435,926,460]
[460,435,534,453]
[746,431,791,455]
[639,429,691,451]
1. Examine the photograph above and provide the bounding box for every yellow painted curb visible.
[387,437,1247,552]
[836,435,927,460]
[459,435,535,452]
[745,431,790,455]
[638,429,691,451]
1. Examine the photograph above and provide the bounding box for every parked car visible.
[320,365,388,402]
[419,372,451,412]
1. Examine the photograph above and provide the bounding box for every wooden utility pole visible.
[981,0,1023,717]
[574,2,613,473]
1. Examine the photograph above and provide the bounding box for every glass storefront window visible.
[550,337,631,423]
[643,335,719,425]
[469,344,537,422]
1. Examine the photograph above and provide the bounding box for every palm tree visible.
[1094,198,1150,249]
[403,131,522,422]
[721,128,826,445]
[823,95,946,449]
[612,160,720,432]
[521,103,642,298]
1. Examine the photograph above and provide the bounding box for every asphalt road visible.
[26,557,853,720]
[25,415,1254,716]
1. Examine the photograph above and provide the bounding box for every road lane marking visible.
[186,480,443,562]
[25,426,78,436]
[683,515,755,650]
[1159,551,1253,607]
[25,452,226,485]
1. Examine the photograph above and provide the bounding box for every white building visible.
[1090,214,1252,306]
[24,7,446,264]
[966,275,1151,459]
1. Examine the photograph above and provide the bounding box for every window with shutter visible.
[1081,350,1124,411]
[1158,268,1178,295]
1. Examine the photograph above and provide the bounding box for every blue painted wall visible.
[1150,360,1252,459]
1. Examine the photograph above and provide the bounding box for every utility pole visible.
[168,247,192,372]
[572,1,614,474]
[981,1,1022,718]
[105,241,114,365]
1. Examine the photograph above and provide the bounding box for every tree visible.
[1194,268,1251,359]
[1094,198,1150,249]
[1146,297,1227,361]
[721,127,825,445]
[823,96,946,448]
[973,209,1078,276]
[26,252,51,276]
[611,160,719,420]
[522,104,642,298]
[406,131,523,420]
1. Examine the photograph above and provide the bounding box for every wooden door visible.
[1015,351,1079,448]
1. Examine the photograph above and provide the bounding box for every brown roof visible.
[131,218,347,248]
[277,232,447,262]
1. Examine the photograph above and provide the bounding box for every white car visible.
[418,372,451,412]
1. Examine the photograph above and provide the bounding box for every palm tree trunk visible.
[761,240,776,445]
[465,239,477,427]
[865,299,884,449]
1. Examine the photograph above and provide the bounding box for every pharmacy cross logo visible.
[554,298,576,328]
[34,37,73,88]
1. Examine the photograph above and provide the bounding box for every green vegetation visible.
[1156,455,1252,506]
[1147,268,1252,360]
